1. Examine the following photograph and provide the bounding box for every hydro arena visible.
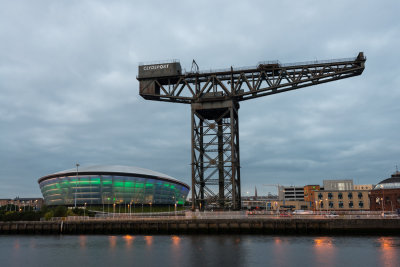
[38,165,190,206]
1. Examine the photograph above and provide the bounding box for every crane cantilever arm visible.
[137,52,366,103]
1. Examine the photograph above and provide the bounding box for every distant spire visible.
[255,186,258,199]
[396,165,399,174]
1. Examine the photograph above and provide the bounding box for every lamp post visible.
[325,198,328,213]
[389,200,394,213]
[102,193,104,214]
[74,163,80,208]
[84,202,87,218]
[319,200,322,214]
[378,184,385,212]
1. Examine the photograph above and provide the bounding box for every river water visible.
[0,235,399,267]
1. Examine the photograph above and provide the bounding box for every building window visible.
[348,192,353,199]
[328,193,333,200]
[358,192,363,199]
[338,193,343,199]
[318,193,323,200]
[320,202,324,209]
[359,201,364,208]
[339,201,344,208]
[397,197,400,204]
[329,202,334,208]
[349,201,354,208]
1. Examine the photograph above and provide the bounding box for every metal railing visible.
[41,210,400,222]
[183,56,359,76]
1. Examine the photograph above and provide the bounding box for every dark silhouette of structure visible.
[137,53,366,210]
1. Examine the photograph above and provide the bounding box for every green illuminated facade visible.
[38,165,190,206]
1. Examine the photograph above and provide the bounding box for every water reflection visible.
[272,237,284,264]
[171,235,181,247]
[29,239,36,249]
[108,236,117,250]
[313,237,336,267]
[378,237,398,266]
[79,235,87,249]
[123,235,135,248]
[2,235,400,267]
[144,236,153,247]
[13,239,20,250]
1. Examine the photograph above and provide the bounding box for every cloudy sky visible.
[0,0,399,198]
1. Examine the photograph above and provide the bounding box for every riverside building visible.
[369,170,400,212]
[38,165,190,207]
[313,190,370,211]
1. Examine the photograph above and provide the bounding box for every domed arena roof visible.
[373,171,400,190]
[38,165,189,188]
[38,165,190,206]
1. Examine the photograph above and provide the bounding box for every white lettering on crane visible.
[143,64,170,71]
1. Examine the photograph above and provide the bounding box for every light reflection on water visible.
[122,234,134,248]
[313,237,336,267]
[379,237,399,267]
[79,235,87,249]
[108,235,117,250]
[1,235,400,267]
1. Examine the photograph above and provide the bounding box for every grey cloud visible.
[0,0,399,197]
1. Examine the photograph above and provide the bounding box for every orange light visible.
[109,236,117,249]
[171,235,180,247]
[123,235,135,247]
[144,236,153,246]
[378,237,397,266]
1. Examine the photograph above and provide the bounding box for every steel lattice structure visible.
[137,52,366,210]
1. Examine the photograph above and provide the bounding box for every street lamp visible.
[84,202,87,218]
[389,200,394,213]
[74,163,80,208]
[325,198,328,213]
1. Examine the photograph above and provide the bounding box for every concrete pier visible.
[1,218,399,235]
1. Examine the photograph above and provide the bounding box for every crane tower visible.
[137,52,366,211]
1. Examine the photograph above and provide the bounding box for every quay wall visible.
[1,218,400,235]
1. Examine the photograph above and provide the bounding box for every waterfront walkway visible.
[1,211,399,235]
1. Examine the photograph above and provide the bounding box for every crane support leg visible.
[191,100,241,210]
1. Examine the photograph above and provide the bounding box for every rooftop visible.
[38,165,189,188]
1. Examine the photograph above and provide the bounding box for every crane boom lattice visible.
[137,52,366,211]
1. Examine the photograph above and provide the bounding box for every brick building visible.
[369,171,400,212]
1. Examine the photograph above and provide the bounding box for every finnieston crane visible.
[136,52,366,211]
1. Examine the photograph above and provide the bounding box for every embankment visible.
[1,218,400,235]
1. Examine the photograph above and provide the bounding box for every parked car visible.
[381,213,398,218]
[292,210,313,215]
